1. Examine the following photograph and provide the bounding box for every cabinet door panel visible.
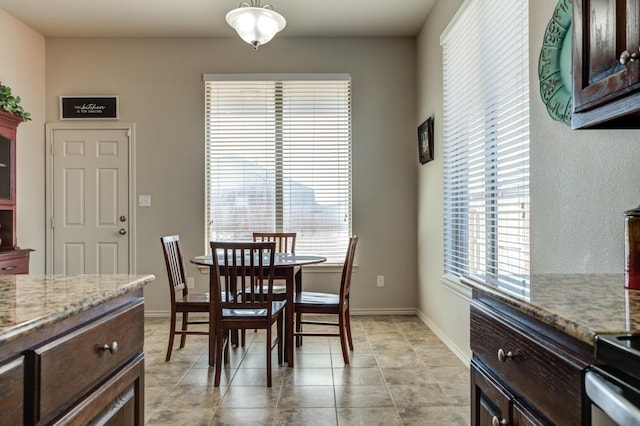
[471,361,511,426]
[52,353,144,426]
[513,401,552,426]
[573,0,640,113]
[0,357,24,425]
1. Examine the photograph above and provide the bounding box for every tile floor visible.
[143,315,470,425]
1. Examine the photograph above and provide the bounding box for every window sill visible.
[440,274,473,300]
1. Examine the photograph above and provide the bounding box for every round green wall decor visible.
[538,0,572,125]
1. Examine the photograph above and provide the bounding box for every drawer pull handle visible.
[100,341,119,354]
[497,348,513,362]
[492,416,508,426]
[1,265,16,271]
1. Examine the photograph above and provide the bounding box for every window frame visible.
[440,0,530,296]
[203,74,353,263]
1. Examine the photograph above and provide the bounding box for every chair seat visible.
[177,292,232,304]
[242,285,287,295]
[222,301,286,318]
[295,291,339,306]
[240,285,287,303]
[177,292,209,304]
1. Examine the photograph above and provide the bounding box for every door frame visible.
[44,122,137,274]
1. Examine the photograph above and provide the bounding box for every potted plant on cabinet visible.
[0,82,31,122]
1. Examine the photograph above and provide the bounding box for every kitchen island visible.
[0,274,155,425]
[465,274,636,425]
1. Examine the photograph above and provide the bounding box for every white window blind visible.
[204,74,352,262]
[441,0,530,296]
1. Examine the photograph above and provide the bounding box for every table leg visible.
[209,266,215,366]
[295,267,302,347]
[284,267,295,367]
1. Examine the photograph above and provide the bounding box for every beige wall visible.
[44,37,419,314]
[415,0,469,364]
[416,0,640,364]
[0,9,46,271]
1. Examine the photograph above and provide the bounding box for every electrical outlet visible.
[376,275,384,287]
[186,277,195,289]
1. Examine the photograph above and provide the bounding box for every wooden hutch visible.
[0,109,31,273]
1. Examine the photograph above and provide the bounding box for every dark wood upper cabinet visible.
[572,0,640,128]
[0,110,31,274]
[0,110,21,250]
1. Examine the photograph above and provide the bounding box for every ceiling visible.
[0,0,436,39]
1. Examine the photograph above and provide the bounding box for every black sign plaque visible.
[60,96,119,120]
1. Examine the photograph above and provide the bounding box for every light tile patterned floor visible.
[143,315,470,425]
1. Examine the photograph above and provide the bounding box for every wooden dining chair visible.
[294,236,358,364]
[209,240,285,387]
[243,232,298,343]
[160,235,209,362]
[252,232,297,300]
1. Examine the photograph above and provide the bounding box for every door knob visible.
[119,228,127,235]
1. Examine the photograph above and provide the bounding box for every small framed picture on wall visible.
[417,116,434,164]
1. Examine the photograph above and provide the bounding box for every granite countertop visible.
[466,274,640,346]
[0,274,155,345]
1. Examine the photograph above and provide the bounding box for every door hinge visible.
[51,217,54,229]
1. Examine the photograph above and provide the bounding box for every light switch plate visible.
[138,195,151,207]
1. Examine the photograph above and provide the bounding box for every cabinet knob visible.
[99,341,119,354]
[620,50,638,65]
[497,348,514,362]
[492,416,508,426]
[119,228,127,235]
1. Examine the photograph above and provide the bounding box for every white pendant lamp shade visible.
[226,3,286,49]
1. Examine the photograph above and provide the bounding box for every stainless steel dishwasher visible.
[585,334,640,425]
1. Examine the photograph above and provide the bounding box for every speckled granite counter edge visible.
[463,277,601,346]
[0,274,155,345]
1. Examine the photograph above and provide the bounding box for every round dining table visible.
[190,253,327,367]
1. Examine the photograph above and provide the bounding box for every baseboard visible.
[145,310,171,318]
[416,309,471,368]
[349,308,417,316]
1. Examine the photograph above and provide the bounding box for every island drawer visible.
[470,301,585,424]
[0,356,24,425]
[34,301,143,422]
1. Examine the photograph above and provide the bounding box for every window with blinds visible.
[440,0,530,296]
[203,74,352,262]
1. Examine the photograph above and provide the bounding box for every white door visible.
[50,127,131,274]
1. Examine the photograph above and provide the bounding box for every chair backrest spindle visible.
[160,235,189,303]
[252,232,296,254]
[340,236,358,304]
